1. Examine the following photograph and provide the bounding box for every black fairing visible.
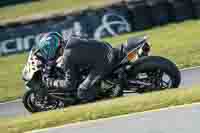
[124,36,146,52]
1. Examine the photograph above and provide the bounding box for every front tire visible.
[127,56,181,92]
[23,90,40,113]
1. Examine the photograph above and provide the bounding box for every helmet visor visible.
[38,36,60,60]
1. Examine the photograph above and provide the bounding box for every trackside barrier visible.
[192,0,200,18]
[148,0,170,25]
[126,0,153,30]
[168,0,194,22]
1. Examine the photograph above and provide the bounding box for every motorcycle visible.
[22,36,181,113]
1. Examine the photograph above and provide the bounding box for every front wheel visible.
[23,89,62,113]
[127,56,181,93]
[23,90,40,113]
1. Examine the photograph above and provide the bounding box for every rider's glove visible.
[44,60,56,75]
[42,60,56,88]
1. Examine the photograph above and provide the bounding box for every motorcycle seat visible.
[124,36,146,53]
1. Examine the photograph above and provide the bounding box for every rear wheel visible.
[127,56,181,93]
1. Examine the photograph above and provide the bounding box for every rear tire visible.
[127,56,181,92]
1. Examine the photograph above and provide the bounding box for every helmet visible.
[36,32,63,60]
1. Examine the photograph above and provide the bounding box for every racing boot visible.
[77,84,96,103]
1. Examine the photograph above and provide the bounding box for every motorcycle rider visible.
[36,32,122,103]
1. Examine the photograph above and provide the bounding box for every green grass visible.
[0,54,27,102]
[0,0,121,24]
[0,20,200,102]
[1,87,200,133]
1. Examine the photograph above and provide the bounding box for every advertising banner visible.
[0,3,132,56]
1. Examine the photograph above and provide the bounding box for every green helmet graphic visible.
[37,32,63,60]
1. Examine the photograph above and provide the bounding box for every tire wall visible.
[0,0,198,56]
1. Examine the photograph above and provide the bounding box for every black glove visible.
[42,60,56,88]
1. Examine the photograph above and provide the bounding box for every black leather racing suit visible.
[42,36,117,102]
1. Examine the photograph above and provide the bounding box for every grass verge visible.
[0,0,121,24]
[0,20,200,102]
[1,87,200,133]
[0,54,27,102]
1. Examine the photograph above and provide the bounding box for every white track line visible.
[0,99,21,105]
[180,66,200,71]
[29,102,200,133]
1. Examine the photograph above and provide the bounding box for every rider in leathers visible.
[37,32,120,102]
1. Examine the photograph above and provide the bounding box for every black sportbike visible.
[22,36,181,113]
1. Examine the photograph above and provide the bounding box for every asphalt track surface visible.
[32,103,200,133]
[1,67,200,118]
